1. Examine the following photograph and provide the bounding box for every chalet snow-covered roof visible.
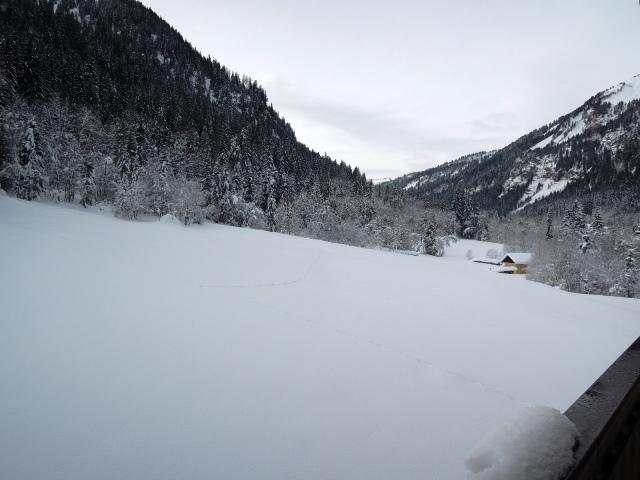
[501,253,533,265]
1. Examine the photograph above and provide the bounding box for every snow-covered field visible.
[1,196,639,480]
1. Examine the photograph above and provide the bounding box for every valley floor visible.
[1,196,639,479]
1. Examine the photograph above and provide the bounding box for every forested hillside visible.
[0,0,372,230]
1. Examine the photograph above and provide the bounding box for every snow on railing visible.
[465,406,578,480]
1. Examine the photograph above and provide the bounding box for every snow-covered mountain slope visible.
[2,197,639,479]
[394,151,495,193]
[531,75,640,150]
[389,75,640,214]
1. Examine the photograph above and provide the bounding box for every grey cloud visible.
[269,80,508,170]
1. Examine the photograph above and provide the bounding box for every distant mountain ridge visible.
[389,75,640,215]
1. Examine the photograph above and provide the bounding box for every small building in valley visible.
[500,253,533,274]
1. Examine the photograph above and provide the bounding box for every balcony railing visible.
[561,337,640,479]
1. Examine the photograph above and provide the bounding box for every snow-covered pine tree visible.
[571,200,585,231]
[133,123,149,169]
[626,248,636,272]
[623,248,638,298]
[19,121,41,167]
[616,248,639,298]
[211,157,225,204]
[0,124,9,174]
[546,208,554,239]
[118,130,140,180]
[80,61,100,106]
[351,167,363,196]
[280,172,294,205]
[452,190,479,239]
[561,208,573,232]
[592,208,604,231]
[453,191,466,236]
[93,156,118,203]
[231,162,243,193]
[357,200,376,226]
[0,62,17,111]
[560,200,584,236]
[242,159,255,203]
[579,234,591,254]
[215,163,233,223]
[422,221,439,256]
[265,177,277,232]
[466,196,480,239]
[62,152,80,203]
[15,121,44,200]
[78,160,95,208]
[387,187,404,209]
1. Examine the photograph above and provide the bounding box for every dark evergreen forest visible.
[0,0,371,228]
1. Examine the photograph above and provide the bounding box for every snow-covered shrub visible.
[170,180,208,226]
[228,195,266,229]
[206,193,266,229]
[159,213,180,224]
[114,180,147,219]
[325,219,371,247]
[437,234,457,254]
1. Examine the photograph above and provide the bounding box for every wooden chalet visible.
[500,253,533,275]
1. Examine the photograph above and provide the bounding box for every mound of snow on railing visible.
[465,406,578,480]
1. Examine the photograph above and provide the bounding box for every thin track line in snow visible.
[342,328,526,406]
[198,253,323,289]
[243,296,527,407]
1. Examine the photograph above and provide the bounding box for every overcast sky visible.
[141,0,640,179]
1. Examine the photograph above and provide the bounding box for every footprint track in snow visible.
[243,295,526,407]
[198,252,325,289]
